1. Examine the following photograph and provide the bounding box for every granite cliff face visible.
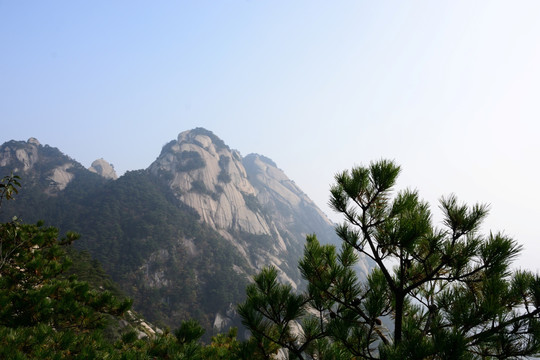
[150,129,268,235]
[89,158,118,180]
[149,128,338,289]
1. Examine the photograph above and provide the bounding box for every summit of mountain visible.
[89,158,118,180]
[149,128,340,288]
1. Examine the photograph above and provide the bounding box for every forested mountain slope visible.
[0,128,367,335]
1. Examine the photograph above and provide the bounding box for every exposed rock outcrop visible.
[149,128,340,289]
[89,158,118,180]
[0,138,40,172]
[150,129,267,234]
[48,163,75,191]
[0,138,82,194]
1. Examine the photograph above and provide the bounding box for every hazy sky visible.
[2,2,540,271]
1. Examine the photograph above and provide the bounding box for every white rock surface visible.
[89,158,118,180]
[48,163,75,191]
[149,129,342,291]
[150,131,273,235]
[0,138,39,171]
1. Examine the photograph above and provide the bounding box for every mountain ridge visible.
[0,128,366,335]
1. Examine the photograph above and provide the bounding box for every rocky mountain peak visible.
[89,158,118,180]
[0,138,86,193]
[0,138,40,172]
[149,128,340,290]
[150,128,264,234]
[27,137,41,146]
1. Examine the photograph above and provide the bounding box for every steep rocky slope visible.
[149,128,339,288]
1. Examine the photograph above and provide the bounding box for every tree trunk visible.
[394,292,404,344]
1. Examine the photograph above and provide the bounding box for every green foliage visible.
[239,159,540,359]
[0,174,20,207]
[64,248,126,299]
[191,127,230,152]
[215,183,225,194]
[238,267,306,359]
[177,150,206,172]
[218,155,232,183]
[191,179,209,194]
[175,319,206,345]
[0,200,133,357]
[242,192,262,213]
[160,139,178,156]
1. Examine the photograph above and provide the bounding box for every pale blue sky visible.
[2,1,540,270]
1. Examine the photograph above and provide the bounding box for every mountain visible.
[148,128,341,289]
[0,129,366,336]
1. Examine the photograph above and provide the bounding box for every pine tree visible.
[239,160,540,359]
[0,175,132,358]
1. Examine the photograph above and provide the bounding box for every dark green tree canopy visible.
[239,160,540,359]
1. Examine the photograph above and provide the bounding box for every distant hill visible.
[0,129,370,336]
